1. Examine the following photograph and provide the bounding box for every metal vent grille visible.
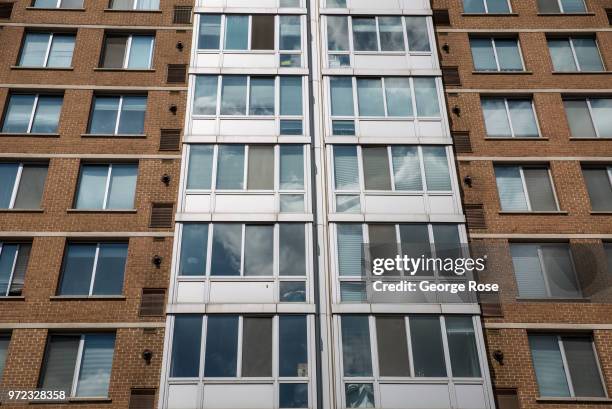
[139,289,166,316]
[0,3,13,19]
[173,6,192,24]
[479,292,503,317]
[167,64,187,84]
[464,204,486,229]
[129,389,156,409]
[432,9,450,25]
[159,129,181,151]
[150,203,173,228]
[442,67,461,86]
[452,132,472,153]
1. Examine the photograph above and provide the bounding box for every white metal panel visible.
[176,282,206,304]
[202,384,275,409]
[227,0,277,7]
[411,55,437,70]
[192,119,217,136]
[196,53,222,68]
[222,53,277,69]
[379,384,451,409]
[167,384,200,409]
[185,194,212,213]
[353,55,409,71]
[363,195,425,214]
[219,119,276,136]
[350,0,401,9]
[213,194,276,213]
[358,120,416,138]
[455,384,488,409]
[428,196,457,214]
[418,121,445,138]
[209,281,275,303]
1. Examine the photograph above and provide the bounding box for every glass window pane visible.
[330,77,354,116]
[423,147,451,191]
[563,100,595,138]
[280,146,304,190]
[391,146,422,190]
[40,335,80,394]
[487,0,510,13]
[76,334,115,397]
[58,244,96,295]
[75,165,108,209]
[171,315,202,377]
[242,317,272,377]
[337,224,363,276]
[368,225,397,271]
[334,146,359,190]
[562,336,605,397]
[537,0,560,13]
[251,15,275,50]
[362,147,391,190]
[511,244,547,298]
[541,245,580,298]
[19,33,49,67]
[573,38,603,71]
[464,0,486,13]
[379,17,404,51]
[470,38,496,71]
[199,14,221,49]
[357,78,384,116]
[179,224,208,276]
[327,16,349,51]
[210,224,242,276]
[204,315,238,377]
[352,18,377,51]
[336,195,360,213]
[376,317,410,376]
[341,315,372,376]
[280,77,302,116]
[280,16,301,50]
[13,165,47,209]
[194,75,219,115]
[345,384,374,408]
[583,168,612,211]
[482,98,511,137]
[117,96,146,134]
[247,146,274,189]
[529,334,570,397]
[0,335,9,377]
[249,77,275,115]
[446,316,481,377]
[327,0,346,6]
[548,39,577,71]
[414,78,440,117]
[410,316,446,377]
[221,76,248,115]
[0,164,18,208]
[561,0,586,12]
[187,145,214,189]
[106,164,137,209]
[127,36,153,69]
[2,95,35,133]
[280,194,304,212]
[590,98,612,138]
[385,77,413,116]
[89,97,120,134]
[31,95,62,134]
[494,166,528,211]
[280,224,306,276]
[111,0,133,8]
[280,0,300,6]
[280,120,303,135]
[216,145,245,189]
[136,0,159,9]
[508,100,538,137]
[47,35,75,68]
[0,244,18,295]
[225,15,248,50]
[279,315,308,376]
[34,0,59,6]
[244,225,273,276]
[340,282,367,302]
[280,281,306,301]
[405,17,430,52]
[495,38,523,70]
[279,384,308,408]
[101,36,127,69]
[523,168,557,211]
[60,0,83,7]
[91,243,127,295]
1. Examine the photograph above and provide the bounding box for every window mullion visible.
[537,246,553,297]
[557,0,564,13]
[243,145,249,190]
[405,316,415,377]
[115,97,123,135]
[246,76,251,116]
[417,147,427,192]
[102,165,112,209]
[375,17,381,52]
[491,38,501,71]
[518,167,532,211]
[483,0,489,13]
[439,316,454,378]
[557,337,576,396]
[237,316,244,378]
[211,145,219,190]
[71,336,85,397]
[43,34,54,67]
[88,244,101,296]
[567,37,580,71]
[381,78,389,117]
[200,316,207,379]
[248,16,253,50]
[9,163,24,209]
[503,99,515,137]
[124,36,133,69]
[27,95,39,133]
[585,99,600,138]
[205,224,213,277]
[387,146,396,191]
[240,224,246,276]
[216,75,223,116]
[133,0,139,10]
[5,244,19,296]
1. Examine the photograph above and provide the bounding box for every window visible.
[39,333,115,397]
[0,333,9,379]
[327,0,346,6]
[74,163,138,209]
[330,76,440,118]
[495,165,558,211]
[529,334,605,397]
[0,243,31,297]
[109,0,160,10]
[537,0,586,13]
[548,37,604,72]
[100,34,154,69]
[88,95,147,135]
[57,243,128,296]
[0,163,48,209]
[582,166,612,211]
[511,243,581,298]
[1,94,63,134]
[33,0,83,8]
[463,0,511,13]
[170,314,309,406]
[470,38,523,71]
[19,33,75,68]
[481,98,539,138]
[563,98,612,138]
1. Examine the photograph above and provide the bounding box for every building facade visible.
[431,1,612,409]
[0,0,192,407]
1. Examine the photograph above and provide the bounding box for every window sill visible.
[0,296,25,301]
[25,7,86,11]
[536,397,611,403]
[93,68,155,72]
[67,209,137,213]
[552,71,611,74]
[569,137,612,140]
[461,13,519,16]
[536,12,596,16]
[11,66,74,71]
[103,8,162,13]
[81,133,146,138]
[0,133,60,138]
[591,211,612,215]
[484,137,547,140]
[472,71,533,75]
[499,211,568,215]
[516,297,589,303]
[50,295,126,301]
[0,209,44,213]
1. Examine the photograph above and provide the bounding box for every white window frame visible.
[482,97,541,138]
[0,243,26,296]
[20,33,75,68]
[472,37,525,71]
[335,315,487,409]
[76,163,137,210]
[496,165,560,211]
[565,98,610,138]
[104,34,154,69]
[463,0,513,13]
[549,36,605,72]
